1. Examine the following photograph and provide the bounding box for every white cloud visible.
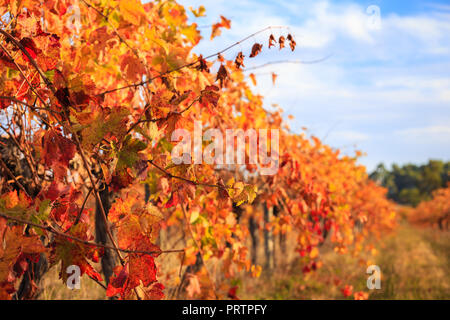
[396,126,450,144]
[328,130,369,142]
[179,0,450,170]
[440,90,450,102]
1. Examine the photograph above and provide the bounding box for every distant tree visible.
[369,164,397,199]
[370,160,450,206]
[419,160,443,195]
[398,188,421,207]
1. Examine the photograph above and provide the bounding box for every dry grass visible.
[35,220,449,300]
[239,222,450,300]
[37,264,105,300]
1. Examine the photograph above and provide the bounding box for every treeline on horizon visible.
[369,160,450,207]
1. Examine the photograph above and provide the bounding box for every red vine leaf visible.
[196,55,209,73]
[228,286,240,300]
[165,191,179,208]
[268,34,276,48]
[216,64,228,88]
[272,72,278,85]
[50,223,103,284]
[249,43,263,58]
[279,36,285,50]
[211,15,231,40]
[234,51,245,69]
[287,34,296,51]
[200,85,220,110]
[341,285,353,297]
[249,73,257,86]
[42,130,76,181]
[19,37,40,62]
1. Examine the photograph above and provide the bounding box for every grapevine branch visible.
[0,42,47,109]
[1,27,179,300]
[88,274,107,290]
[72,114,126,264]
[0,96,34,109]
[0,212,184,256]
[203,26,286,60]
[0,96,62,120]
[126,96,201,135]
[243,54,333,71]
[147,160,229,192]
[0,124,39,185]
[65,186,94,233]
[181,204,218,299]
[0,157,31,198]
[0,29,57,96]
[0,43,53,128]
[0,28,129,273]
[98,26,288,96]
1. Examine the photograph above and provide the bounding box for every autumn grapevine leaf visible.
[196,55,210,73]
[18,38,40,62]
[234,52,245,69]
[216,64,228,88]
[0,212,183,256]
[249,43,263,58]
[249,73,257,86]
[269,34,276,48]
[228,286,240,300]
[279,36,285,49]
[96,26,289,97]
[211,15,231,40]
[272,72,278,85]
[287,34,297,51]
[200,85,220,112]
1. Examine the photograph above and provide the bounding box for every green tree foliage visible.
[370,160,450,207]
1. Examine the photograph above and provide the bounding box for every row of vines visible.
[409,184,450,230]
[0,0,397,300]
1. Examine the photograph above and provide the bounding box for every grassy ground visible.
[240,222,450,300]
[36,222,449,299]
[37,265,105,300]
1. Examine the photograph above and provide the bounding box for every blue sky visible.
[178,0,450,172]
